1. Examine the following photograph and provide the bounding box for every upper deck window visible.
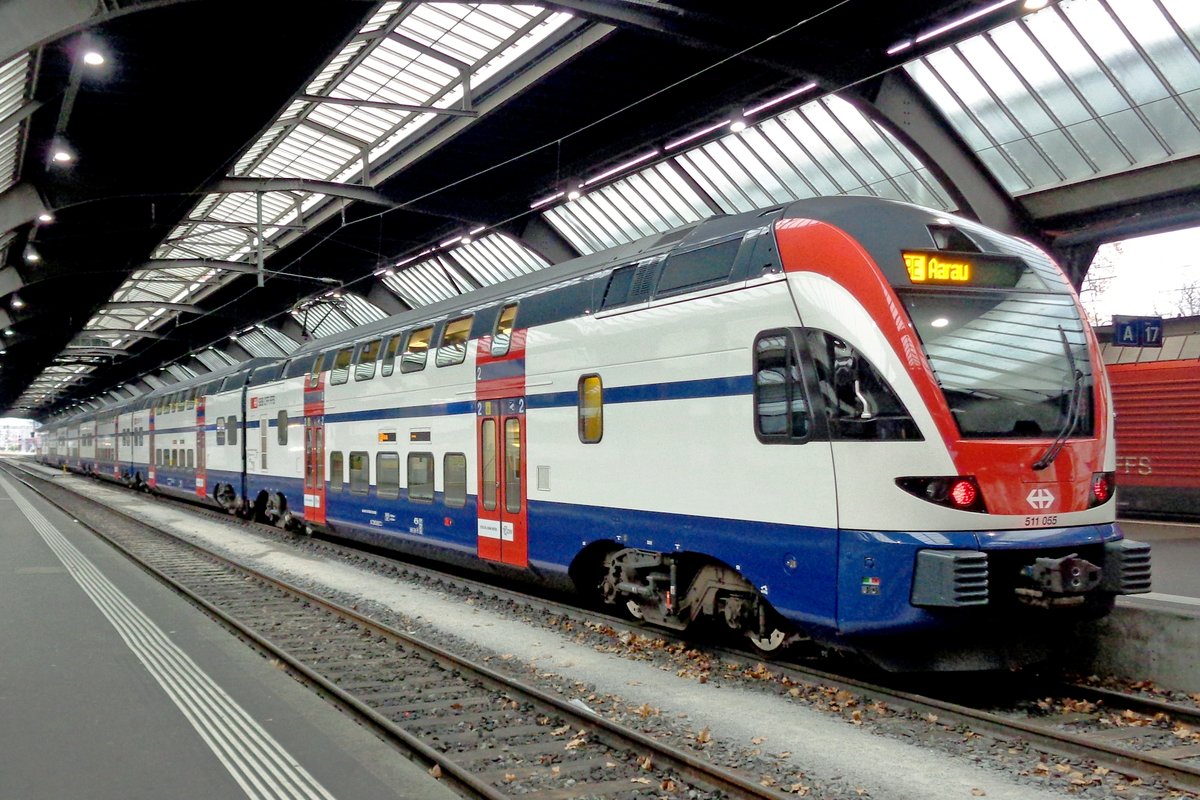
[437,316,472,367]
[402,326,433,373]
[657,238,742,297]
[380,335,401,377]
[308,353,325,388]
[491,304,518,356]
[330,347,353,385]
[355,339,381,381]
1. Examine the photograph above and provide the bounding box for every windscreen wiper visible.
[1032,326,1083,471]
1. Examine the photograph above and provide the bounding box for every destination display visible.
[902,250,1025,288]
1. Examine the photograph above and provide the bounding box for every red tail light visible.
[1091,471,1115,506]
[949,479,977,508]
[896,476,987,513]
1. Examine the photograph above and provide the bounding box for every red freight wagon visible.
[1108,360,1200,517]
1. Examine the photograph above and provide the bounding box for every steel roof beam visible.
[364,281,411,317]
[0,0,95,63]
[70,328,162,340]
[102,301,199,314]
[856,69,1041,243]
[209,178,399,207]
[506,215,580,265]
[0,99,41,135]
[298,94,478,119]
[0,182,49,239]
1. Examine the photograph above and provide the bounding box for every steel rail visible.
[2,459,794,800]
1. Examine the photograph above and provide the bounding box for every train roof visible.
[282,195,1062,359]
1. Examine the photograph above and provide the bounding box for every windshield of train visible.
[899,288,1094,439]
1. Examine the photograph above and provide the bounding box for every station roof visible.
[2,0,1198,418]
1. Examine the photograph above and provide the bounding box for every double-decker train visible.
[37,196,1151,670]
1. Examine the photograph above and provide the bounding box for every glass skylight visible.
[0,53,33,195]
[904,0,1200,195]
[543,95,950,254]
[289,293,387,340]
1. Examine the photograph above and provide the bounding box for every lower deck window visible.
[349,451,369,495]
[408,452,434,502]
[444,453,467,507]
[377,452,400,499]
[329,451,344,492]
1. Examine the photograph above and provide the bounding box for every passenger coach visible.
[39,196,1151,670]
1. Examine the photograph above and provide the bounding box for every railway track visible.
[10,457,1200,798]
[2,460,794,800]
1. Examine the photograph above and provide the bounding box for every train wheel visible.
[214,483,238,512]
[265,493,288,526]
[746,627,788,653]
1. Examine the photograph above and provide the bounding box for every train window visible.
[349,451,369,495]
[504,419,521,513]
[437,315,472,367]
[402,326,433,373]
[444,453,467,508]
[186,390,196,411]
[407,452,434,503]
[171,449,178,467]
[216,417,226,446]
[753,331,810,443]
[330,347,353,385]
[355,339,381,381]
[578,375,603,443]
[656,238,742,297]
[377,452,400,499]
[491,304,518,357]
[380,335,401,377]
[601,266,636,310]
[227,416,239,447]
[329,451,344,492]
[803,330,922,441]
[308,353,326,388]
[187,449,194,468]
[277,411,288,446]
[481,418,497,511]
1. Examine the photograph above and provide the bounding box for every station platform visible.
[0,467,458,800]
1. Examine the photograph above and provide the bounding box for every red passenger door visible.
[148,408,157,489]
[304,373,326,525]
[196,398,207,498]
[476,398,528,567]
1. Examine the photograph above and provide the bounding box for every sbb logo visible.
[1026,488,1055,509]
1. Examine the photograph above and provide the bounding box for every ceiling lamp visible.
[83,51,105,66]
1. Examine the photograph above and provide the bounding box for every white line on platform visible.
[1119,518,1200,529]
[1,475,338,800]
[1131,592,1200,607]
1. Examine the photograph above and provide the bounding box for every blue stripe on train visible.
[313,486,1120,638]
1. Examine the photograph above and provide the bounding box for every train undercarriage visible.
[595,547,803,653]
